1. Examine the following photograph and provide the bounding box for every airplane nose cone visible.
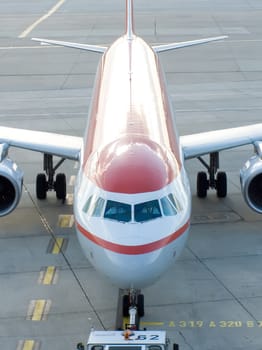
[88,137,176,194]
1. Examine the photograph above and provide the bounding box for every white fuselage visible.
[73,34,191,289]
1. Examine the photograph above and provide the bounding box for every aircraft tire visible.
[197,171,208,198]
[216,171,227,198]
[55,173,67,200]
[36,173,48,200]
[137,294,144,317]
[123,294,130,317]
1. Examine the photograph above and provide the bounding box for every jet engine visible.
[0,157,23,216]
[240,153,262,214]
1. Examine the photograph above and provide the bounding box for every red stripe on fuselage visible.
[76,220,190,255]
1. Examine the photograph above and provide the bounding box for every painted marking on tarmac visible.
[38,266,58,285]
[27,300,51,321]
[122,316,130,330]
[66,193,74,205]
[19,0,66,38]
[74,161,79,169]
[58,214,75,228]
[192,212,241,224]
[17,340,41,350]
[69,175,76,186]
[47,237,68,254]
[141,321,165,327]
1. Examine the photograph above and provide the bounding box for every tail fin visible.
[125,0,135,39]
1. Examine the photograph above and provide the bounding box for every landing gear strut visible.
[197,152,227,198]
[36,154,67,200]
[122,290,144,330]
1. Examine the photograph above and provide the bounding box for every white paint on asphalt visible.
[19,0,66,38]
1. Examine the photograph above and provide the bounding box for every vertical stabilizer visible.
[125,0,135,39]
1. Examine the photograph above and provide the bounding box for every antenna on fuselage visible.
[125,0,135,39]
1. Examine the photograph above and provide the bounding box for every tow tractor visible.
[76,291,179,350]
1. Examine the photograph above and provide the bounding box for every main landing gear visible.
[196,152,227,198]
[36,154,67,200]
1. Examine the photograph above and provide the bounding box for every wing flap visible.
[0,126,83,160]
[181,124,262,160]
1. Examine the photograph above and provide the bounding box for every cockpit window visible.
[160,196,177,216]
[82,196,93,214]
[104,200,131,223]
[92,197,105,217]
[83,196,105,217]
[83,194,180,223]
[168,193,183,212]
[135,200,161,222]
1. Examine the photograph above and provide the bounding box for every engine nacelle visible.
[0,157,23,216]
[240,154,262,214]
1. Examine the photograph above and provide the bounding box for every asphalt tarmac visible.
[1,0,262,349]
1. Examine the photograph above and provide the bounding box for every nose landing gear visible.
[121,289,145,330]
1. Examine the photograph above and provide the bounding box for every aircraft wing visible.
[180,124,262,160]
[0,126,83,160]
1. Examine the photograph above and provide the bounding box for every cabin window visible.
[134,200,162,222]
[109,347,142,350]
[90,346,104,350]
[148,347,162,350]
[160,196,177,216]
[104,200,131,223]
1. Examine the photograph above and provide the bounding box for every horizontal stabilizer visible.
[153,35,228,53]
[32,38,107,53]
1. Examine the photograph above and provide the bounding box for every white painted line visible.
[19,0,66,39]
[69,175,76,186]
[74,161,79,169]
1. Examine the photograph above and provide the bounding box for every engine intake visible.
[240,154,262,213]
[0,158,23,216]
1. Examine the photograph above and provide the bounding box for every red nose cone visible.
[91,138,174,194]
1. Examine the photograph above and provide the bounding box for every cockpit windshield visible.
[134,200,161,222]
[82,193,182,223]
[104,200,131,223]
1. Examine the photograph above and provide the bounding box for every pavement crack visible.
[178,330,195,350]
[187,245,260,324]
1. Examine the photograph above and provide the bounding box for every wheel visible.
[216,171,227,198]
[55,173,66,200]
[137,294,144,317]
[173,344,179,350]
[36,173,48,200]
[123,295,130,317]
[197,171,208,198]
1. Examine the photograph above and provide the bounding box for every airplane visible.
[1,0,262,316]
